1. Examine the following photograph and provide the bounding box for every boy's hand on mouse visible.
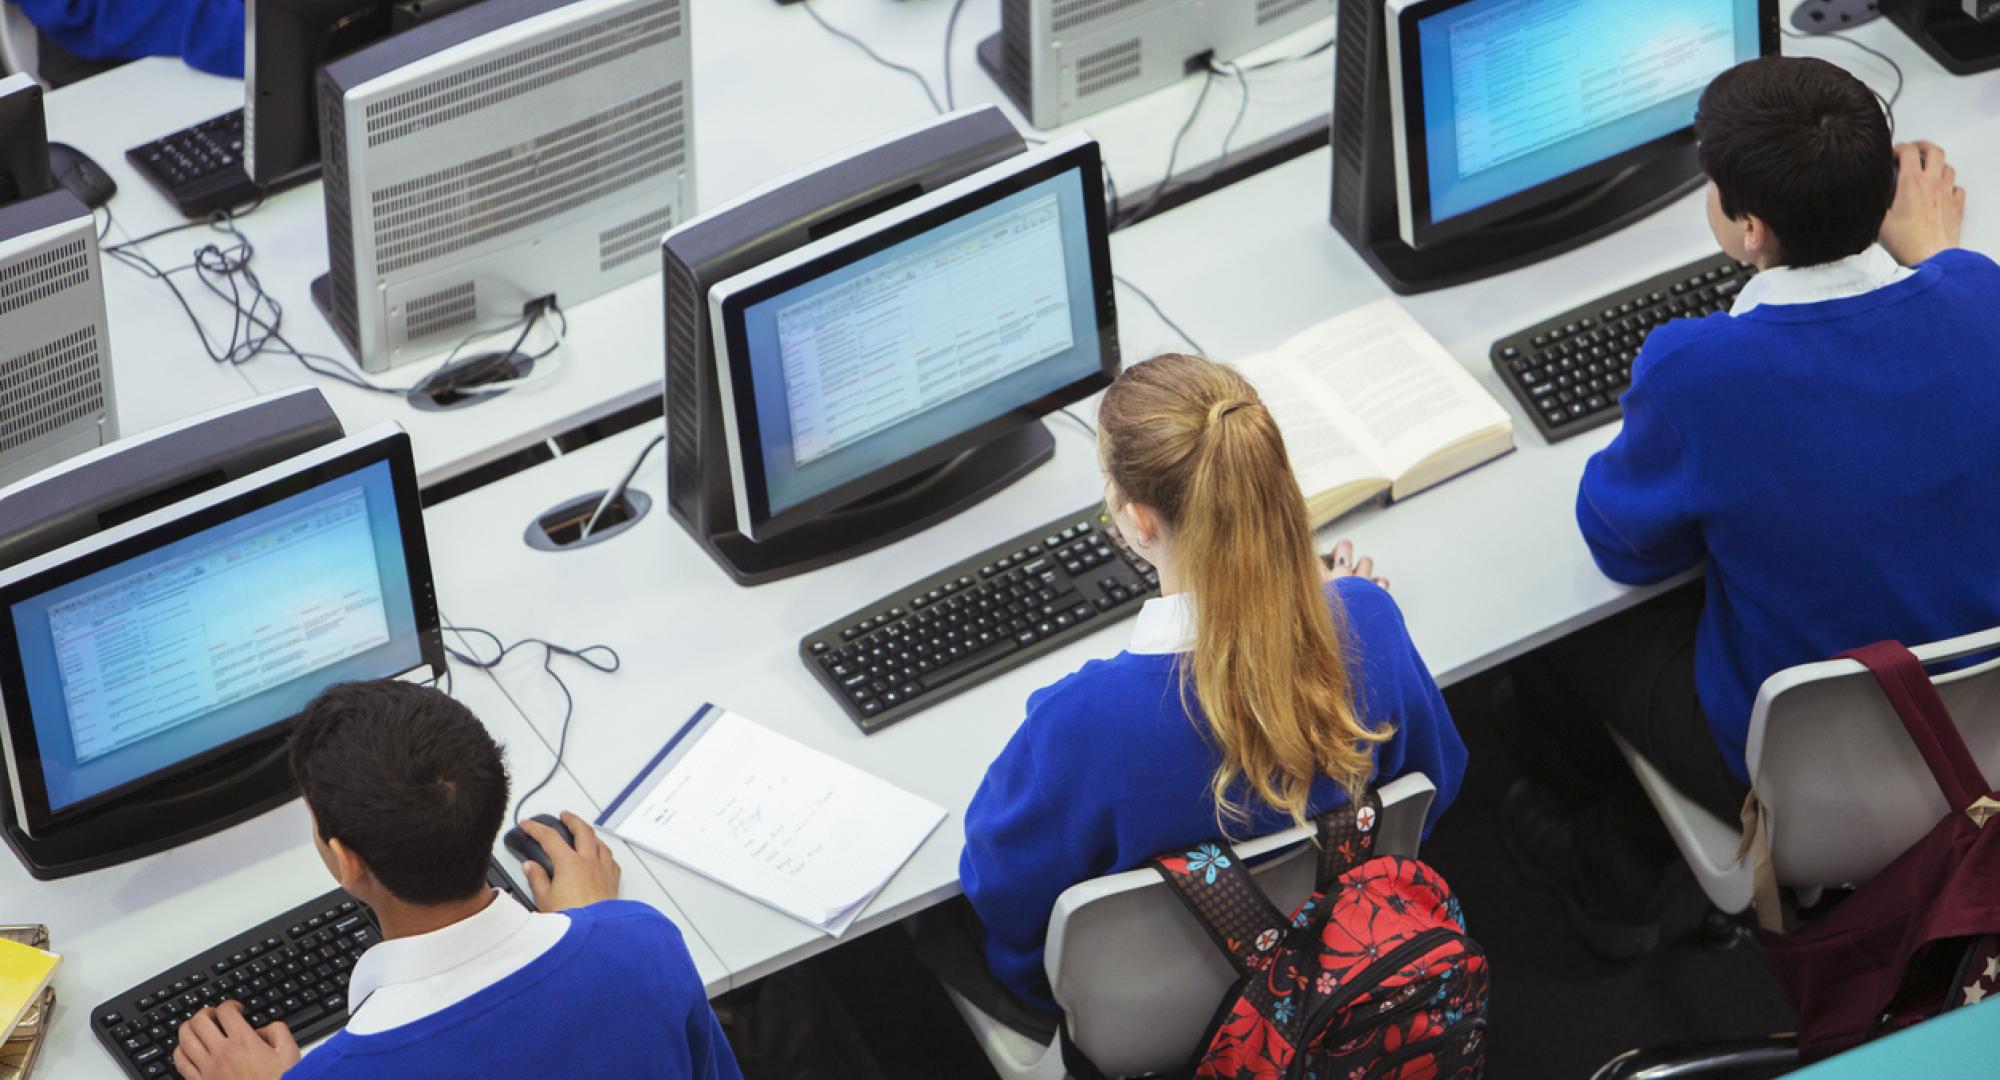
[173,1001,299,1080]
[1880,141,1966,267]
[520,811,622,912]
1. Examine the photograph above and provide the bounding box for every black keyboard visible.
[125,111,259,218]
[92,860,530,1079]
[802,504,1159,733]
[1490,252,1756,443]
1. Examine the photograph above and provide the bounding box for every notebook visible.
[0,935,57,1047]
[599,704,947,937]
[1236,299,1514,525]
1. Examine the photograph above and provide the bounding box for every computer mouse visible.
[503,813,576,880]
[48,142,115,209]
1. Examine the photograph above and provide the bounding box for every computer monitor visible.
[0,74,52,207]
[710,135,1117,544]
[243,0,486,186]
[311,0,693,372]
[1332,0,1779,294]
[663,110,1116,585]
[976,0,1332,128]
[0,417,442,878]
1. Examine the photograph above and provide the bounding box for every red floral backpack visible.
[1146,790,1488,1080]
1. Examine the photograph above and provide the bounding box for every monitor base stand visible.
[1,735,296,880]
[694,420,1055,587]
[1339,143,1706,296]
[1885,0,2000,75]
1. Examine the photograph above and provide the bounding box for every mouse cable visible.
[579,431,666,540]
[1782,25,1904,122]
[1114,274,1207,356]
[1058,407,1096,439]
[1207,59,1251,183]
[1116,67,1216,230]
[441,622,621,826]
[801,0,943,114]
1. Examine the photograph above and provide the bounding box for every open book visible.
[1239,299,1514,524]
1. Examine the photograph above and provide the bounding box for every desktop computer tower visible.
[313,0,693,372]
[0,190,118,489]
[980,0,1330,128]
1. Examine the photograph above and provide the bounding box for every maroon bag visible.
[1756,641,2000,1061]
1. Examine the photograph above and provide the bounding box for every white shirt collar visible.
[1130,593,1196,655]
[1730,245,1912,316]
[343,891,569,1035]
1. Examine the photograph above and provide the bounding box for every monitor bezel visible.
[709,134,1118,543]
[1388,0,1779,250]
[0,425,444,835]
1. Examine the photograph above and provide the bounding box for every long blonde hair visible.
[1098,353,1389,830]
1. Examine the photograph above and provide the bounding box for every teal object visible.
[1794,1002,2000,1076]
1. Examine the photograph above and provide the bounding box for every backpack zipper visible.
[1284,928,1464,1080]
[1361,1017,1488,1078]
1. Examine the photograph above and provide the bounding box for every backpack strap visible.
[1150,836,1288,977]
[1315,789,1385,886]
[1838,642,1997,817]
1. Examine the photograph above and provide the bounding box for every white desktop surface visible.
[11,648,724,1080]
[414,10,2000,991]
[41,0,1333,488]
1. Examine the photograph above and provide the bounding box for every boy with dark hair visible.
[169,680,742,1079]
[1505,55,2000,957]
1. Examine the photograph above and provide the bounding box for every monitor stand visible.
[2,734,297,880]
[696,420,1055,587]
[1885,0,2000,75]
[1337,140,1706,296]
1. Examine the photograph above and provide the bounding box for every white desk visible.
[413,8,2000,991]
[14,645,725,1080]
[52,0,1333,489]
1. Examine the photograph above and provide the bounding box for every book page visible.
[1240,360,1382,500]
[609,710,945,936]
[1281,300,1510,482]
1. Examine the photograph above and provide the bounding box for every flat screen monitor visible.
[0,74,52,207]
[0,426,441,835]
[1388,0,1772,249]
[709,135,1116,542]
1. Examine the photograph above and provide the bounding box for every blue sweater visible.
[1578,249,2000,782]
[17,0,241,77]
[961,577,1467,1011]
[283,901,741,1080]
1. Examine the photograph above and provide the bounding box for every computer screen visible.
[711,136,1116,538]
[1391,0,1765,246]
[0,429,437,827]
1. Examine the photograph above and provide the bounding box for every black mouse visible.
[503,813,576,880]
[49,142,115,209]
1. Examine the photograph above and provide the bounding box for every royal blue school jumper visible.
[282,901,741,1080]
[17,0,241,76]
[1578,248,2000,783]
[961,577,1468,1011]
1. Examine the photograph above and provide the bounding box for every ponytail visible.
[1098,354,1388,830]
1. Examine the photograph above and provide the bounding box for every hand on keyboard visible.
[520,812,622,911]
[173,1001,300,1080]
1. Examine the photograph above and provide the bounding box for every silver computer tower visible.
[313,0,692,372]
[0,190,117,489]
[981,0,1331,129]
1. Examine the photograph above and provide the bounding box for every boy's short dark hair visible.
[289,681,509,905]
[1694,56,1894,267]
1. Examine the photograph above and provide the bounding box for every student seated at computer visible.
[1501,54,1999,958]
[168,681,742,1080]
[14,0,240,83]
[957,353,1468,1015]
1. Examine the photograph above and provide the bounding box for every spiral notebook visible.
[599,704,946,937]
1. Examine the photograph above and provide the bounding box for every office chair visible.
[939,772,1438,1080]
[0,1,41,84]
[1594,624,2000,1079]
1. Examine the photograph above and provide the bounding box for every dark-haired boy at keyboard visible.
[1503,55,2000,958]
[169,680,742,1080]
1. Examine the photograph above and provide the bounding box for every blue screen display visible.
[1417,0,1761,224]
[738,169,1103,516]
[9,460,423,813]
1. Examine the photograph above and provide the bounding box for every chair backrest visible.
[1748,625,2000,889]
[1044,772,1437,1078]
[0,2,41,85]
